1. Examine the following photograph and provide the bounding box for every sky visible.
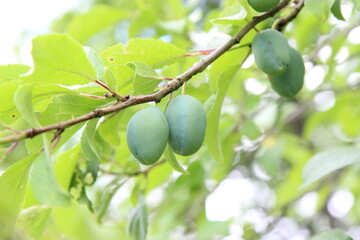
[0,0,81,65]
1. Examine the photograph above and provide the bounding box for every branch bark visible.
[0,0,292,145]
[274,0,305,31]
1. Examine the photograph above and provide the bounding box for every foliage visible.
[0,0,360,239]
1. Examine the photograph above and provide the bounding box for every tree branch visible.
[0,0,292,145]
[274,0,305,31]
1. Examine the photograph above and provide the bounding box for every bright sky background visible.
[0,0,81,65]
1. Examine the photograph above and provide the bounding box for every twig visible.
[5,140,19,156]
[94,80,118,96]
[78,92,108,100]
[126,159,166,176]
[147,76,173,81]
[273,0,305,31]
[0,0,292,145]
[181,83,186,95]
[184,49,215,57]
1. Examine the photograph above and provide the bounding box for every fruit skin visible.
[165,95,207,156]
[248,0,280,12]
[269,47,305,98]
[126,106,169,165]
[252,29,290,75]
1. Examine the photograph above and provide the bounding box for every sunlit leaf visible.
[52,201,103,240]
[0,154,38,238]
[40,94,109,124]
[128,61,161,95]
[305,0,335,21]
[125,38,187,67]
[353,0,360,10]
[55,144,81,190]
[83,46,105,82]
[211,1,247,25]
[16,206,51,240]
[0,64,30,83]
[0,81,20,124]
[30,136,70,206]
[104,66,117,92]
[21,34,96,86]
[0,83,75,124]
[14,84,41,128]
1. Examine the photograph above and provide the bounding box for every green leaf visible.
[16,207,51,240]
[100,42,126,62]
[21,34,96,86]
[164,144,189,175]
[125,38,187,67]
[128,61,161,95]
[0,64,30,84]
[30,136,70,206]
[102,38,186,68]
[241,119,261,140]
[100,39,185,92]
[205,65,240,162]
[127,196,148,240]
[81,119,101,185]
[305,0,335,22]
[14,84,42,128]
[211,1,247,25]
[40,94,109,125]
[302,146,360,189]
[55,144,81,190]
[331,0,345,20]
[0,81,20,124]
[309,229,353,240]
[97,111,123,144]
[104,67,117,92]
[0,83,75,124]
[97,178,127,222]
[52,201,102,240]
[83,46,105,81]
[257,139,284,178]
[100,43,134,90]
[66,4,131,43]
[0,154,38,239]
[353,0,360,10]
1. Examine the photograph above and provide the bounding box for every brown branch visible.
[126,159,166,176]
[274,0,305,31]
[0,0,292,145]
